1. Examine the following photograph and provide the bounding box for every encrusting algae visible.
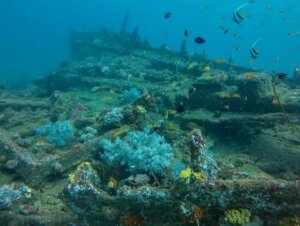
[224,209,251,226]
[119,214,146,226]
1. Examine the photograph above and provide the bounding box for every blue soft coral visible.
[99,128,174,176]
[35,120,74,147]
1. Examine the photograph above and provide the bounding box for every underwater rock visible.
[0,97,49,111]
[62,162,120,224]
[125,174,151,186]
[62,163,300,224]
[0,131,92,188]
[117,185,172,205]
[79,133,95,143]
[191,129,218,180]
[188,72,277,112]
[0,183,32,210]
[193,71,227,92]
[18,204,39,215]
[102,108,124,128]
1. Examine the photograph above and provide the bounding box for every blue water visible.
[0,0,299,82]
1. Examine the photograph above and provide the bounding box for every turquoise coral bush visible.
[35,120,74,147]
[99,128,174,176]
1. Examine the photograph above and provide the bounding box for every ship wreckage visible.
[0,22,300,225]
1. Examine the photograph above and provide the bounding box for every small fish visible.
[224,105,230,110]
[246,73,255,80]
[277,73,287,79]
[250,39,263,59]
[215,58,225,64]
[265,3,272,9]
[187,62,198,70]
[176,102,185,113]
[194,36,206,44]
[275,56,280,64]
[236,45,240,51]
[188,87,196,95]
[164,12,172,19]
[201,65,210,72]
[279,9,287,13]
[224,28,230,34]
[232,93,241,98]
[289,63,296,67]
[233,3,249,24]
[184,29,190,37]
[288,31,299,36]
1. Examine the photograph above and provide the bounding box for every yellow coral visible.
[78,161,91,169]
[224,209,251,226]
[136,105,147,114]
[68,173,76,183]
[192,172,205,182]
[179,167,192,179]
[179,167,207,183]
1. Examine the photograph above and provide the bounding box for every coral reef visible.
[0,26,300,225]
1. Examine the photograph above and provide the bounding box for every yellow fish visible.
[215,58,225,64]
[232,93,241,98]
[113,125,131,138]
[201,65,210,72]
[246,73,255,80]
